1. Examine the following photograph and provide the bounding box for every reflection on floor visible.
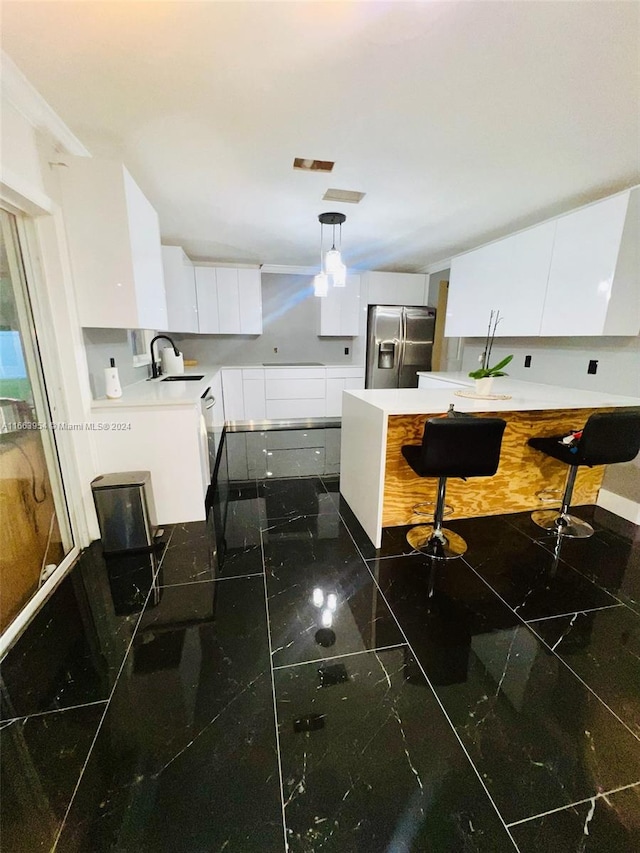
[1,426,639,852]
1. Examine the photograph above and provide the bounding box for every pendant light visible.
[314,212,347,296]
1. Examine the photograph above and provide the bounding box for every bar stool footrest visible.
[531,509,594,539]
[411,501,453,520]
[407,525,467,560]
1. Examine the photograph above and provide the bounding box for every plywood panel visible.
[382,407,620,527]
[0,433,63,631]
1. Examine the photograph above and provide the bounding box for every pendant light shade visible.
[324,247,342,275]
[313,272,329,297]
[315,212,347,296]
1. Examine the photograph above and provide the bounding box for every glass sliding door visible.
[0,211,73,633]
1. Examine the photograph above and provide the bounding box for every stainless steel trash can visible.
[91,471,158,554]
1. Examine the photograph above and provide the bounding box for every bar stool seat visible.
[402,416,507,559]
[528,410,640,538]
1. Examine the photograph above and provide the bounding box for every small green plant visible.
[468,354,513,379]
[468,310,513,379]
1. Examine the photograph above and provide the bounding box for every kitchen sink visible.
[262,362,324,366]
[161,375,204,381]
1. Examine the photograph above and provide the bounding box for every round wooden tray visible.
[454,389,512,401]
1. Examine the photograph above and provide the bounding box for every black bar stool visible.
[402,416,507,559]
[528,410,640,538]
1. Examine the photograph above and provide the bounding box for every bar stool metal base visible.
[531,510,594,539]
[407,525,467,559]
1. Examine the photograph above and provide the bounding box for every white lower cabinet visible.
[220,366,364,421]
[242,369,267,421]
[325,368,365,416]
[221,369,245,422]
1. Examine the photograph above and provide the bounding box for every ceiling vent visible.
[293,158,334,172]
[322,188,366,204]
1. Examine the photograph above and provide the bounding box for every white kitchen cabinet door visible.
[445,221,555,338]
[540,192,632,336]
[319,274,361,336]
[243,377,267,421]
[221,369,244,421]
[265,378,326,400]
[238,269,263,334]
[194,267,220,333]
[194,266,262,334]
[215,267,241,333]
[325,378,344,417]
[162,246,198,333]
[365,272,428,307]
[325,369,364,416]
[60,157,167,329]
[265,398,327,419]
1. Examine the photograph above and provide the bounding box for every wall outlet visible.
[524,355,532,368]
[344,347,349,355]
[588,359,598,374]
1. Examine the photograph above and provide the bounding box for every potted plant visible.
[468,310,513,395]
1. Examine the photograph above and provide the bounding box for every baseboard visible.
[597,488,640,525]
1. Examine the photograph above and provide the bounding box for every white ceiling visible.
[2,1,639,271]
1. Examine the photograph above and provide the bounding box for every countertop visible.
[91,368,220,409]
[345,372,640,416]
[91,363,365,409]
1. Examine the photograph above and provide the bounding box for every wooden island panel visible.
[382,407,613,527]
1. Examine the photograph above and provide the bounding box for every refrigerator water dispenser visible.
[378,341,396,369]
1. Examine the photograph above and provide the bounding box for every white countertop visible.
[91,363,364,409]
[91,368,221,409]
[346,372,640,415]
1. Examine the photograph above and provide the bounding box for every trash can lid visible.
[91,471,151,490]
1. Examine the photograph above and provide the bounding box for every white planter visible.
[474,377,494,396]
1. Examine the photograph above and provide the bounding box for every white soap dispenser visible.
[105,357,122,399]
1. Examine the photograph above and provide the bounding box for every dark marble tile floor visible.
[1,427,639,852]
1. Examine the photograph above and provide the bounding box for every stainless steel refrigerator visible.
[365,305,436,389]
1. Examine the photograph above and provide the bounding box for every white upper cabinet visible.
[446,188,638,338]
[319,274,361,336]
[446,221,556,337]
[194,266,219,333]
[60,157,167,329]
[161,246,198,333]
[237,269,263,334]
[364,271,428,306]
[194,266,262,335]
[540,190,638,336]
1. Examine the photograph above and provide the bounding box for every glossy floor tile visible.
[2,426,639,853]
[275,647,516,852]
[263,514,404,668]
[528,605,640,738]
[56,576,282,852]
[0,703,105,853]
[373,554,640,824]
[511,783,640,852]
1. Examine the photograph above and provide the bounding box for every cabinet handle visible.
[205,396,215,409]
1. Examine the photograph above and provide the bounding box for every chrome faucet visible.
[149,335,180,379]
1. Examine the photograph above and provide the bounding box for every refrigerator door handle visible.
[398,308,406,382]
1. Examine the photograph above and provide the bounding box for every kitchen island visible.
[340,374,640,547]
